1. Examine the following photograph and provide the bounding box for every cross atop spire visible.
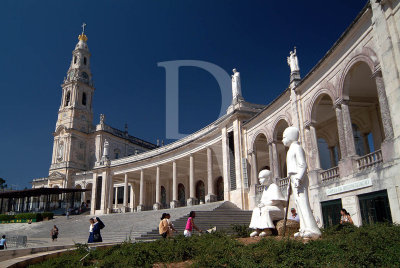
[81,22,87,34]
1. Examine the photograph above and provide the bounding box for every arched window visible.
[74,56,77,64]
[178,183,185,206]
[65,91,71,106]
[84,57,87,65]
[195,180,205,203]
[82,92,87,106]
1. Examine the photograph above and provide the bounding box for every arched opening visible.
[195,180,205,203]
[84,57,87,65]
[178,183,185,206]
[82,92,87,106]
[161,186,167,208]
[65,91,71,106]
[215,176,224,201]
[273,119,290,178]
[311,94,340,169]
[74,56,77,64]
[252,133,270,184]
[343,61,384,156]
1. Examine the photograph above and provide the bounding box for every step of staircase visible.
[136,202,252,240]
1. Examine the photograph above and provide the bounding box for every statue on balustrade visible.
[249,169,286,237]
[283,126,321,238]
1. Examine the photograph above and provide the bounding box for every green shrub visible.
[41,212,54,219]
[28,224,400,268]
[231,224,252,238]
[0,214,15,221]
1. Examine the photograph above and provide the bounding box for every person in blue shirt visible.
[0,235,7,250]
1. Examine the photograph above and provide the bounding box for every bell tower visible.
[49,24,95,186]
[56,23,94,133]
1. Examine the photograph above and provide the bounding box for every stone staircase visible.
[136,201,252,241]
[0,201,238,248]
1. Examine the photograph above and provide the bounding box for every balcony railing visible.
[278,177,289,190]
[357,149,383,170]
[320,166,340,182]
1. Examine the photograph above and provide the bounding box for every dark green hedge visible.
[0,212,53,222]
[28,223,400,268]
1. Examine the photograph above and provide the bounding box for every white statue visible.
[282,126,321,238]
[231,68,242,99]
[102,139,109,159]
[100,114,105,124]
[57,143,64,160]
[287,47,299,73]
[249,169,286,237]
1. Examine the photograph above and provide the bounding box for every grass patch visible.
[29,223,400,267]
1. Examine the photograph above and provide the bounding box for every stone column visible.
[170,161,179,208]
[153,166,161,210]
[221,127,230,201]
[309,124,321,170]
[123,173,129,212]
[129,183,135,211]
[108,177,114,214]
[373,70,394,141]
[250,150,258,185]
[271,141,280,178]
[233,119,243,191]
[114,186,118,209]
[206,147,217,203]
[137,169,144,211]
[268,143,274,176]
[91,173,97,215]
[341,100,357,157]
[334,103,347,159]
[100,170,108,214]
[187,154,197,206]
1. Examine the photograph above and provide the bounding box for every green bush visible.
[41,212,54,219]
[28,224,400,267]
[0,214,15,221]
[15,213,43,221]
[231,224,252,238]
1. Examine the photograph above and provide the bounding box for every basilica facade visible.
[32,0,400,227]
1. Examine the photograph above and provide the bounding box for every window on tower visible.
[84,57,87,65]
[74,56,77,64]
[82,92,87,106]
[65,91,71,106]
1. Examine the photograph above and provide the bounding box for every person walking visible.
[184,211,202,237]
[51,225,59,242]
[0,235,7,250]
[88,218,95,243]
[92,217,104,242]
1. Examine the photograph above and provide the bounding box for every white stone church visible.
[32,1,400,227]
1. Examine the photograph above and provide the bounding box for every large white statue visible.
[283,126,321,238]
[249,169,286,237]
[231,68,242,99]
[287,47,299,73]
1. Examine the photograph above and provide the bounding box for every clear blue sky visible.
[0,0,367,189]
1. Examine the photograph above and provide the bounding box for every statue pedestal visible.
[122,206,130,213]
[187,197,198,206]
[153,203,161,210]
[136,204,144,212]
[170,200,179,209]
[205,194,217,203]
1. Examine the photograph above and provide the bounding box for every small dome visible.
[75,40,88,50]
